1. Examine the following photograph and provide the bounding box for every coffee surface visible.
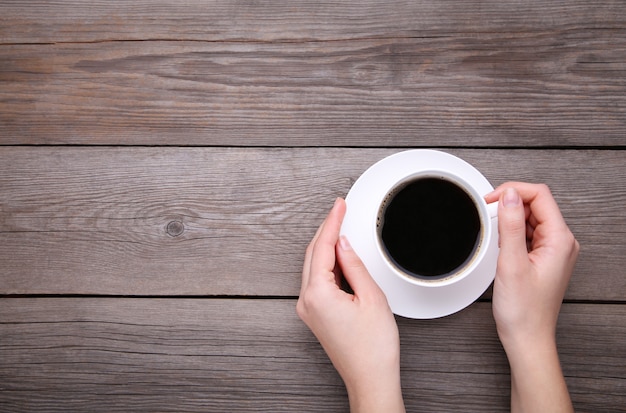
[380,177,481,278]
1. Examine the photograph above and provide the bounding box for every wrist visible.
[503,336,559,373]
[501,335,573,413]
[345,371,405,413]
[499,328,558,366]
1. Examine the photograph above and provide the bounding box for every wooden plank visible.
[1,0,625,43]
[1,147,624,300]
[1,32,624,146]
[0,298,623,412]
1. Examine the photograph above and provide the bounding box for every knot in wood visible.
[166,220,185,237]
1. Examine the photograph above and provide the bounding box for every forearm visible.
[504,338,573,413]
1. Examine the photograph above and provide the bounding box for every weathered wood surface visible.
[1,1,625,412]
[1,299,624,413]
[3,0,626,44]
[1,147,624,300]
[1,2,625,146]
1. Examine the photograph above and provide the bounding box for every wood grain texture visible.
[1,147,624,299]
[1,2,624,412]
[1,4,625,146]
[0,298,624,413]
[2,0,625,43]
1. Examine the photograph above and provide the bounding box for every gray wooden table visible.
[1,1,625,412]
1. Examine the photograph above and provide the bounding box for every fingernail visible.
[339,235,352,251]
[503,187,520,208]
[332,197,341,210]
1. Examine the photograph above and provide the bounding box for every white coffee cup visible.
[340,149,499,318]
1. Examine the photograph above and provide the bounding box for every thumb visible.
[336,235,384,299]
[497,187,529,266]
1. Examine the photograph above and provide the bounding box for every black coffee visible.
[379,177,481,279]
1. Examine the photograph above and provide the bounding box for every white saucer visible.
[340,150,499,319]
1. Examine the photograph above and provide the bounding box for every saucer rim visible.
[340,149,499,319]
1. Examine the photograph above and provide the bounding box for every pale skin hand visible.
[485,183,579,413]
[296,198,405,413]
[298,184,578,412]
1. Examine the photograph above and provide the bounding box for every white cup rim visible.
[374,169,495,288]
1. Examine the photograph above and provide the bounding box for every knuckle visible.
[295,298,306,319]
[296,289,320,320]
[555,228,579,257]
[570,233,581,255]
[536,183,552,196]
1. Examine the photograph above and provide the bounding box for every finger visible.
[336,235,385,301]
[528,210,540,230]
[300,215,326,293]
[497,187,531,266]
[489,182,568,232]
[484,189,501,204]
[526,222,535,242]
[309,198,347,284]
[488,187,532,221]
[301,199,342,292]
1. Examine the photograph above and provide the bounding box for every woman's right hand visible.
[486,182,579,413]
